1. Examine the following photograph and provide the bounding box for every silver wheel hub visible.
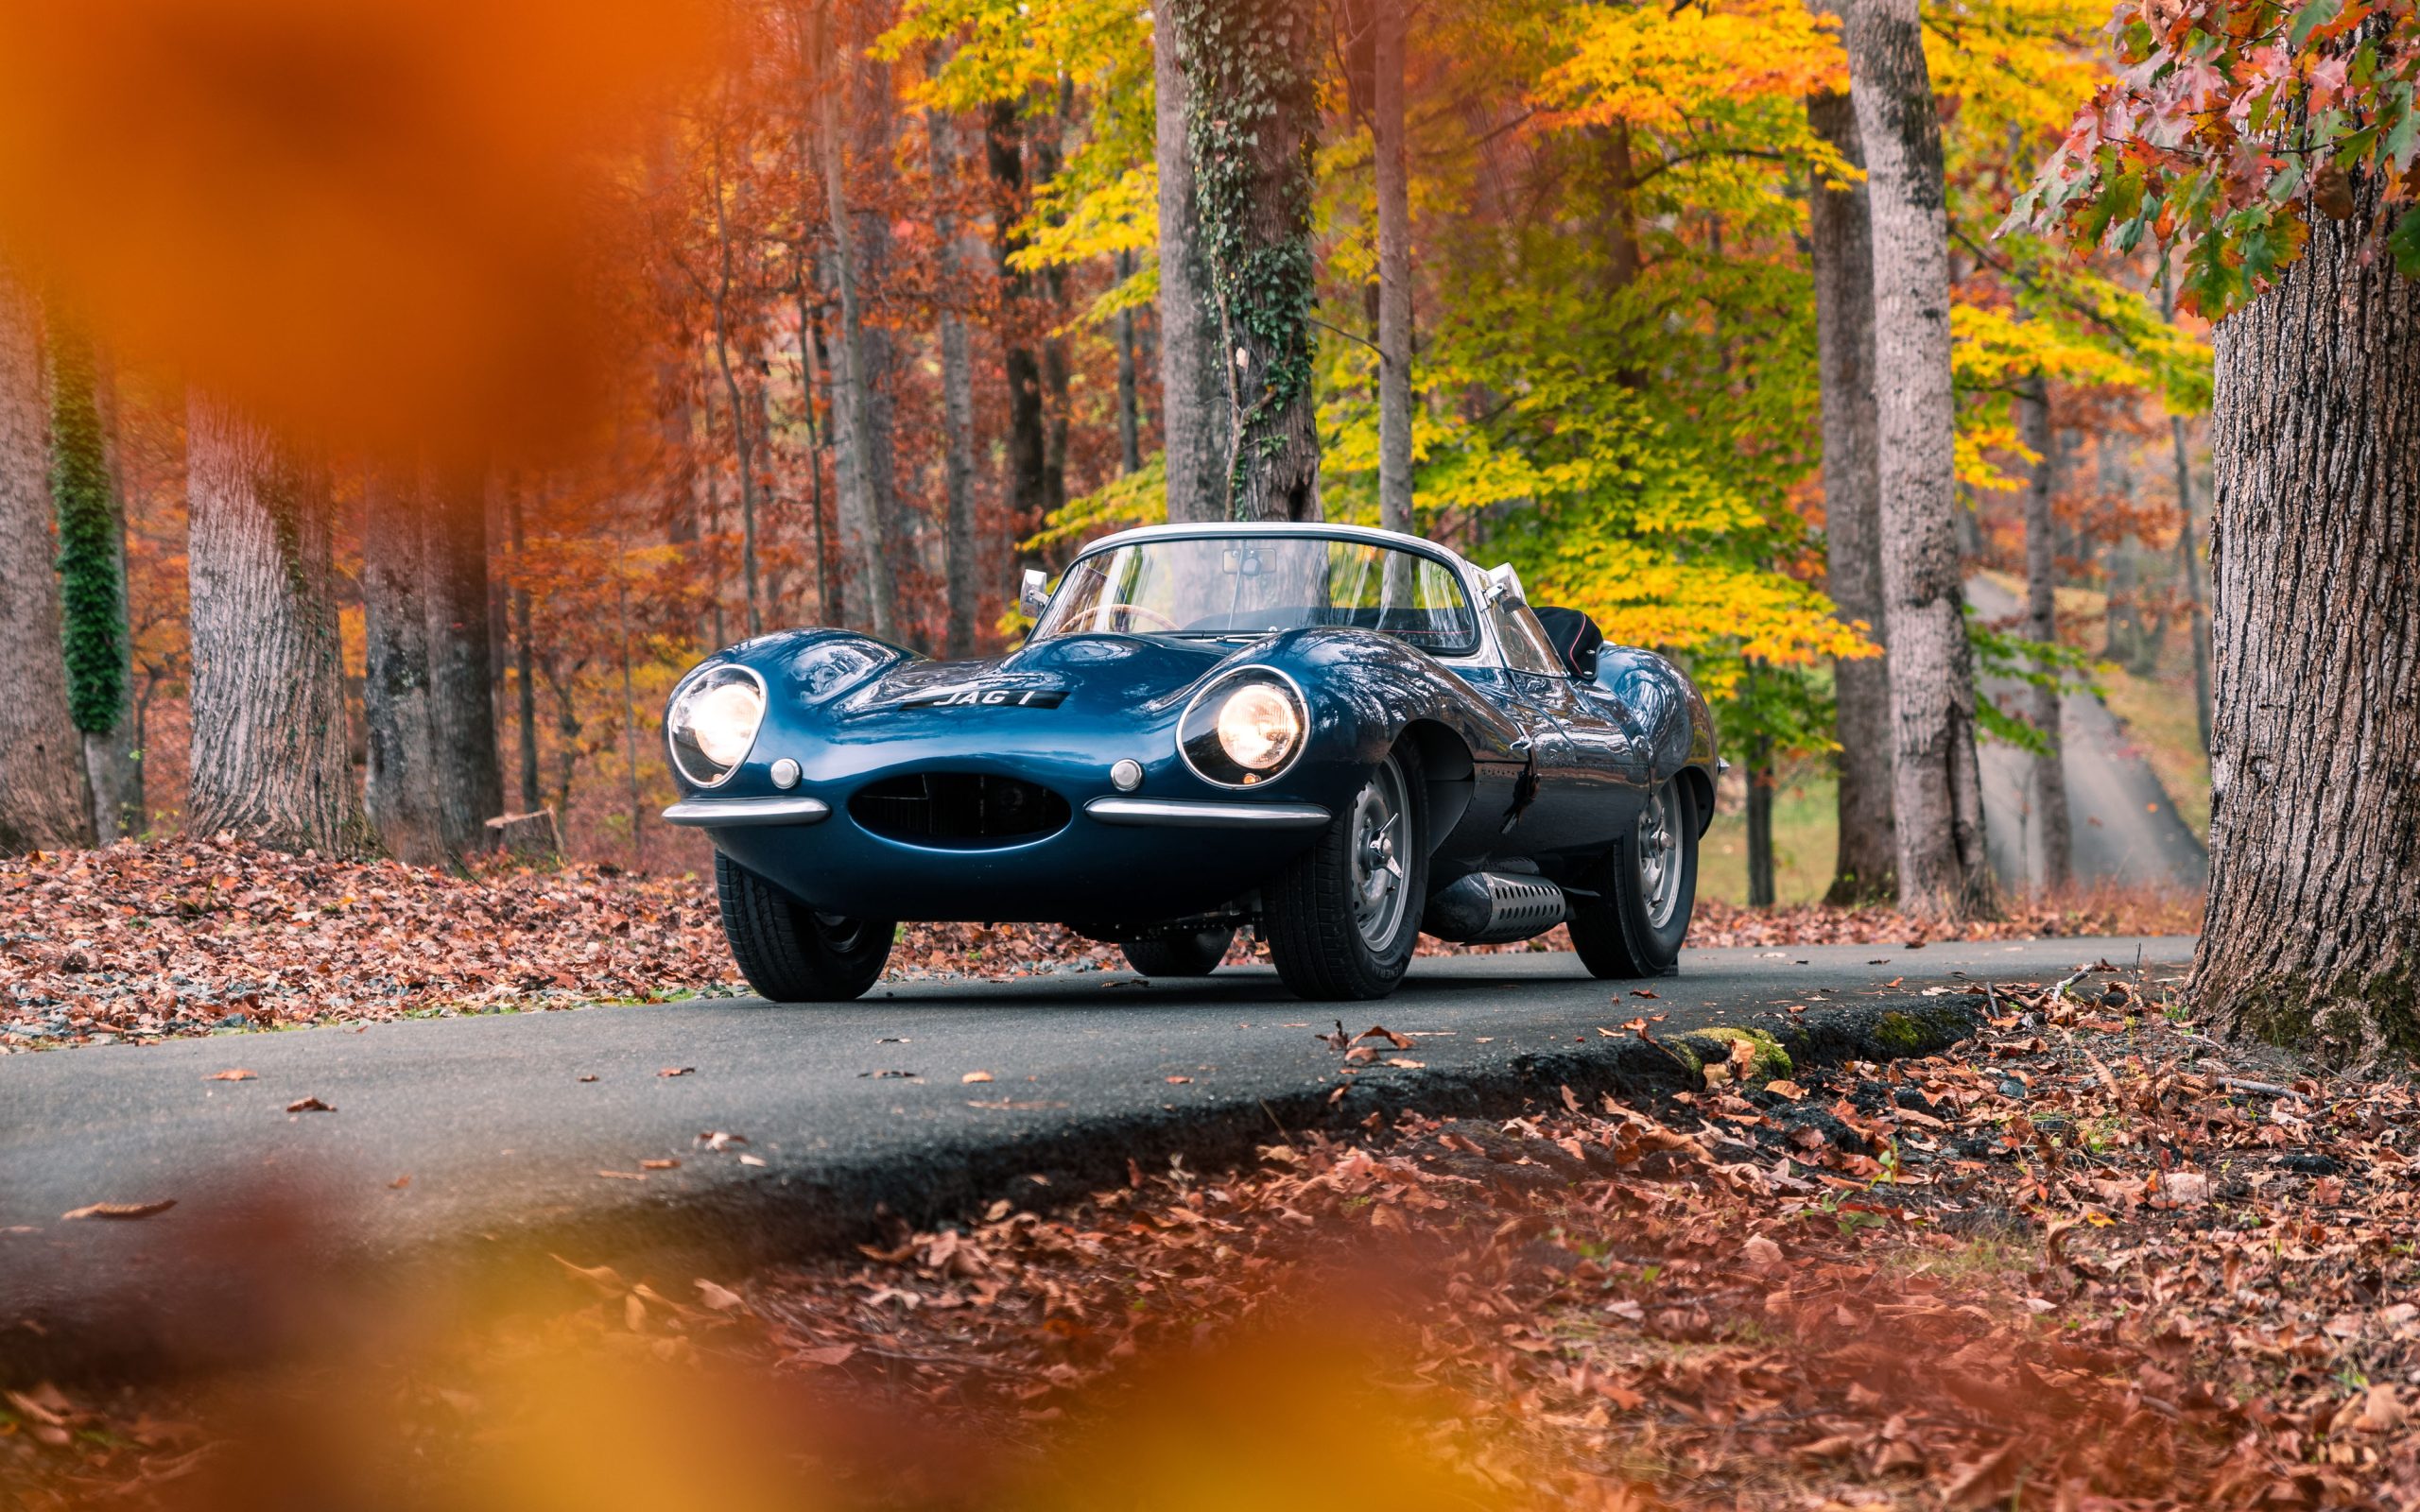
[1635,782,1683,929]
[1350,758,1409,949]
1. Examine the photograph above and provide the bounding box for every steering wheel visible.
[1093,602,1181,632]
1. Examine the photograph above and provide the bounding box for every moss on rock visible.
[1674,1025,1793,1083]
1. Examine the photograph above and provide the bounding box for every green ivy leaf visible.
[2390,206,2420,279]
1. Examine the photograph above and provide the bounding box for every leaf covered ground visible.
[0,839,2203,1050]
[9,971,2411,1509]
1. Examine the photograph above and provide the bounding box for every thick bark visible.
[361,465,444,865]
[1806,88,1894,905]
[1842,0,1992,918]
[2195,177,2420,1069]
[988,101,1049,532]
[1154,23,1233,523]
[814,1,899,642]
[930,111,980,657]
[1169,0,1323,521]
[185,400,361,854]
[2016,373,2071,891]
[421,456,504,858]
[0,269,92,850]
[47,303,141,841]
[1373,0,1413,537]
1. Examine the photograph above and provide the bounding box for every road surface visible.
[0,937,2194,1382]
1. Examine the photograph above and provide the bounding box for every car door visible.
[1484,600,1648,861]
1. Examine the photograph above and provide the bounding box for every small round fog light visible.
[1110,759,1144,792]
[769,758,802,790]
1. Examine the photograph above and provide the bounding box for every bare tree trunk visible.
[1170,0,1323,521]
[814,0,899,642]
[0,268,92,850]
[1807,90,1894,905]
[929,110,979,656]
[421,455,503,858]
[1373,0,1413,537]
[185,399,361,854]
[988,99,1050,536]
[706,138,764,640]
[361,464,444,864]
[46,301,140,842]
[1154,23,1233,523]
[2017,372,2071,892]
[2194,173,2420,1069]
[1843,0,1992,918]
[614,516,644,867]
[2158,258,2214,756]
[507,477,542,811]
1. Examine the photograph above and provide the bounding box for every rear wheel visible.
[714,852,895,1002]
[1264,746,1427,1001]
[1568,775,1697,979]
[1120,927,1236,978]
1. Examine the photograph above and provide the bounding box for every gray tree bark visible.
[0,268,92,851]
[361,464,445,864]
[1155,22,1233,524]
[2016,372,2071,891]
[1806,88,1894,906]
[1373,0,1413,537]
[421,456,504,859]
[815,0,899,642]
[929,109,979,657]
[1842,0,1992,918]
[2195,172,2420,1069]
[185,400,361,854]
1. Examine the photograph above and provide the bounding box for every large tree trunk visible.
[0,269,92,850]
[361,465,445,864]
[1842,0,1992,918]
[421,456,504,859]
[988,100,1050,535]
[2195,177,2420,1069]
[2016,372,2071,891]
[706,136,765,640]
[1169,0,1322,522]
[930,109,980,657]
[45,303,140,842]
[507,477,542,812]
[1154,22,1233,523]
[815,1,900,643]
[185,400,360,854]
[1373,0,1413,537]
[1806,88,1894,906]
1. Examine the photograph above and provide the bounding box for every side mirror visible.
[1483,562,1526,608]
[1018,568,1050,618]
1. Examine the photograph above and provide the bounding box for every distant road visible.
[1966,577,2208,891]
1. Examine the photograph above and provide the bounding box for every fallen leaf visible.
[61,1200,175,1221]
[1629,988,1659,998]
[1384,1057,1425,1070]
[577,1074,598,1083]
[285,1096,336,1113]
[597,1170,648,1181]
[699,1130,749,1149]
[694,1279,750,1314]
[640,1159,680,1170]
[792,1343,857,1367]
[658,1067,695,1078]
[552,1255,627,1295]
[961,1070,994,1084]
[1356,1024,1414,1050]
[737,1153,767,1167]
[1763,1078,1806,1100]
[388,1174,411,1190]
[1166,1075,1193,1084]
[203,1069,255,1082]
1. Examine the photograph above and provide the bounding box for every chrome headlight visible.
[666,665,766,786]
[1179,669,1308,787]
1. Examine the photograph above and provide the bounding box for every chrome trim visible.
[1177,665,1312,790]
[664,663,768,790]
[662,795,832,828]
[1084,797,1331,829]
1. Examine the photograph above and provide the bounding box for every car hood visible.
[828,633,1247,718]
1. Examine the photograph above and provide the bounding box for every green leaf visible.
[2288,0,2341,50]
[2390,207,2420,280]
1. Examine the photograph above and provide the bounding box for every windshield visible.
[1033,537,1479,654]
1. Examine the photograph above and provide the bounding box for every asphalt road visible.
[0,936,2193,1381]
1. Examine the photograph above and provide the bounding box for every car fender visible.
[1596,645,1720,830]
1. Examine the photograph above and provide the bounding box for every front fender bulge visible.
[1596,646,1719,824]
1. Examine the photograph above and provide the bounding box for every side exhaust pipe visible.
[1422,871,1567,944]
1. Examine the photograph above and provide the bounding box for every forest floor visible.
[8,965,2414,1509]
[1,839,2204,1052]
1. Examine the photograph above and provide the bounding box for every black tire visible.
[1568,775,1698,979]
[1264,745,1427,1001]
[1121,927,1236,977]
[714,851,895,1002]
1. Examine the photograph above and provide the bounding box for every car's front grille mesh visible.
[849,772,1071,847]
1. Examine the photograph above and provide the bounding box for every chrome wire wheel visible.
[1349,757,1410,949]
[1635,781,1685,930]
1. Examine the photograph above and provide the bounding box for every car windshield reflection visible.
[1032,537,1479,655]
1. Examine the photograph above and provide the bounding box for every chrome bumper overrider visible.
[1082,797,1330,829]
[662,795,833,828]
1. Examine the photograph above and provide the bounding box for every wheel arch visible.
[1394,717,1475,848]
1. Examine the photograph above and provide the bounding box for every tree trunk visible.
[930,110,980,657]
[1806,87,1894,906]
[185,400,360,854]
[1842,0,1992,918]
[2017,372,2071,892]
[816,1,900,643]
[2159,258,2214,756]
[988,99,1050,535]
[1373,0,1413,537]
[361,464,444,864]
[1169,0,1323,522]
[1114,250,1143,475]
[507,477,543,812]
[421,456,504,859]
[0,269,92,850]
[45,303,140,842]
[1746,742,1776,908]
[1154,21,1233,523]
[2194,175,2420,1069]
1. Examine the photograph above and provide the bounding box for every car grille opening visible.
[849,772,1071,847]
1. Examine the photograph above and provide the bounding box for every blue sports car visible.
[663,523,1720,1003]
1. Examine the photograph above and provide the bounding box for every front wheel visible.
[1568,775,1698,979]
[714,852,895,1002]
[1121,927,1236,978]
[1264,747,1427,1001]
